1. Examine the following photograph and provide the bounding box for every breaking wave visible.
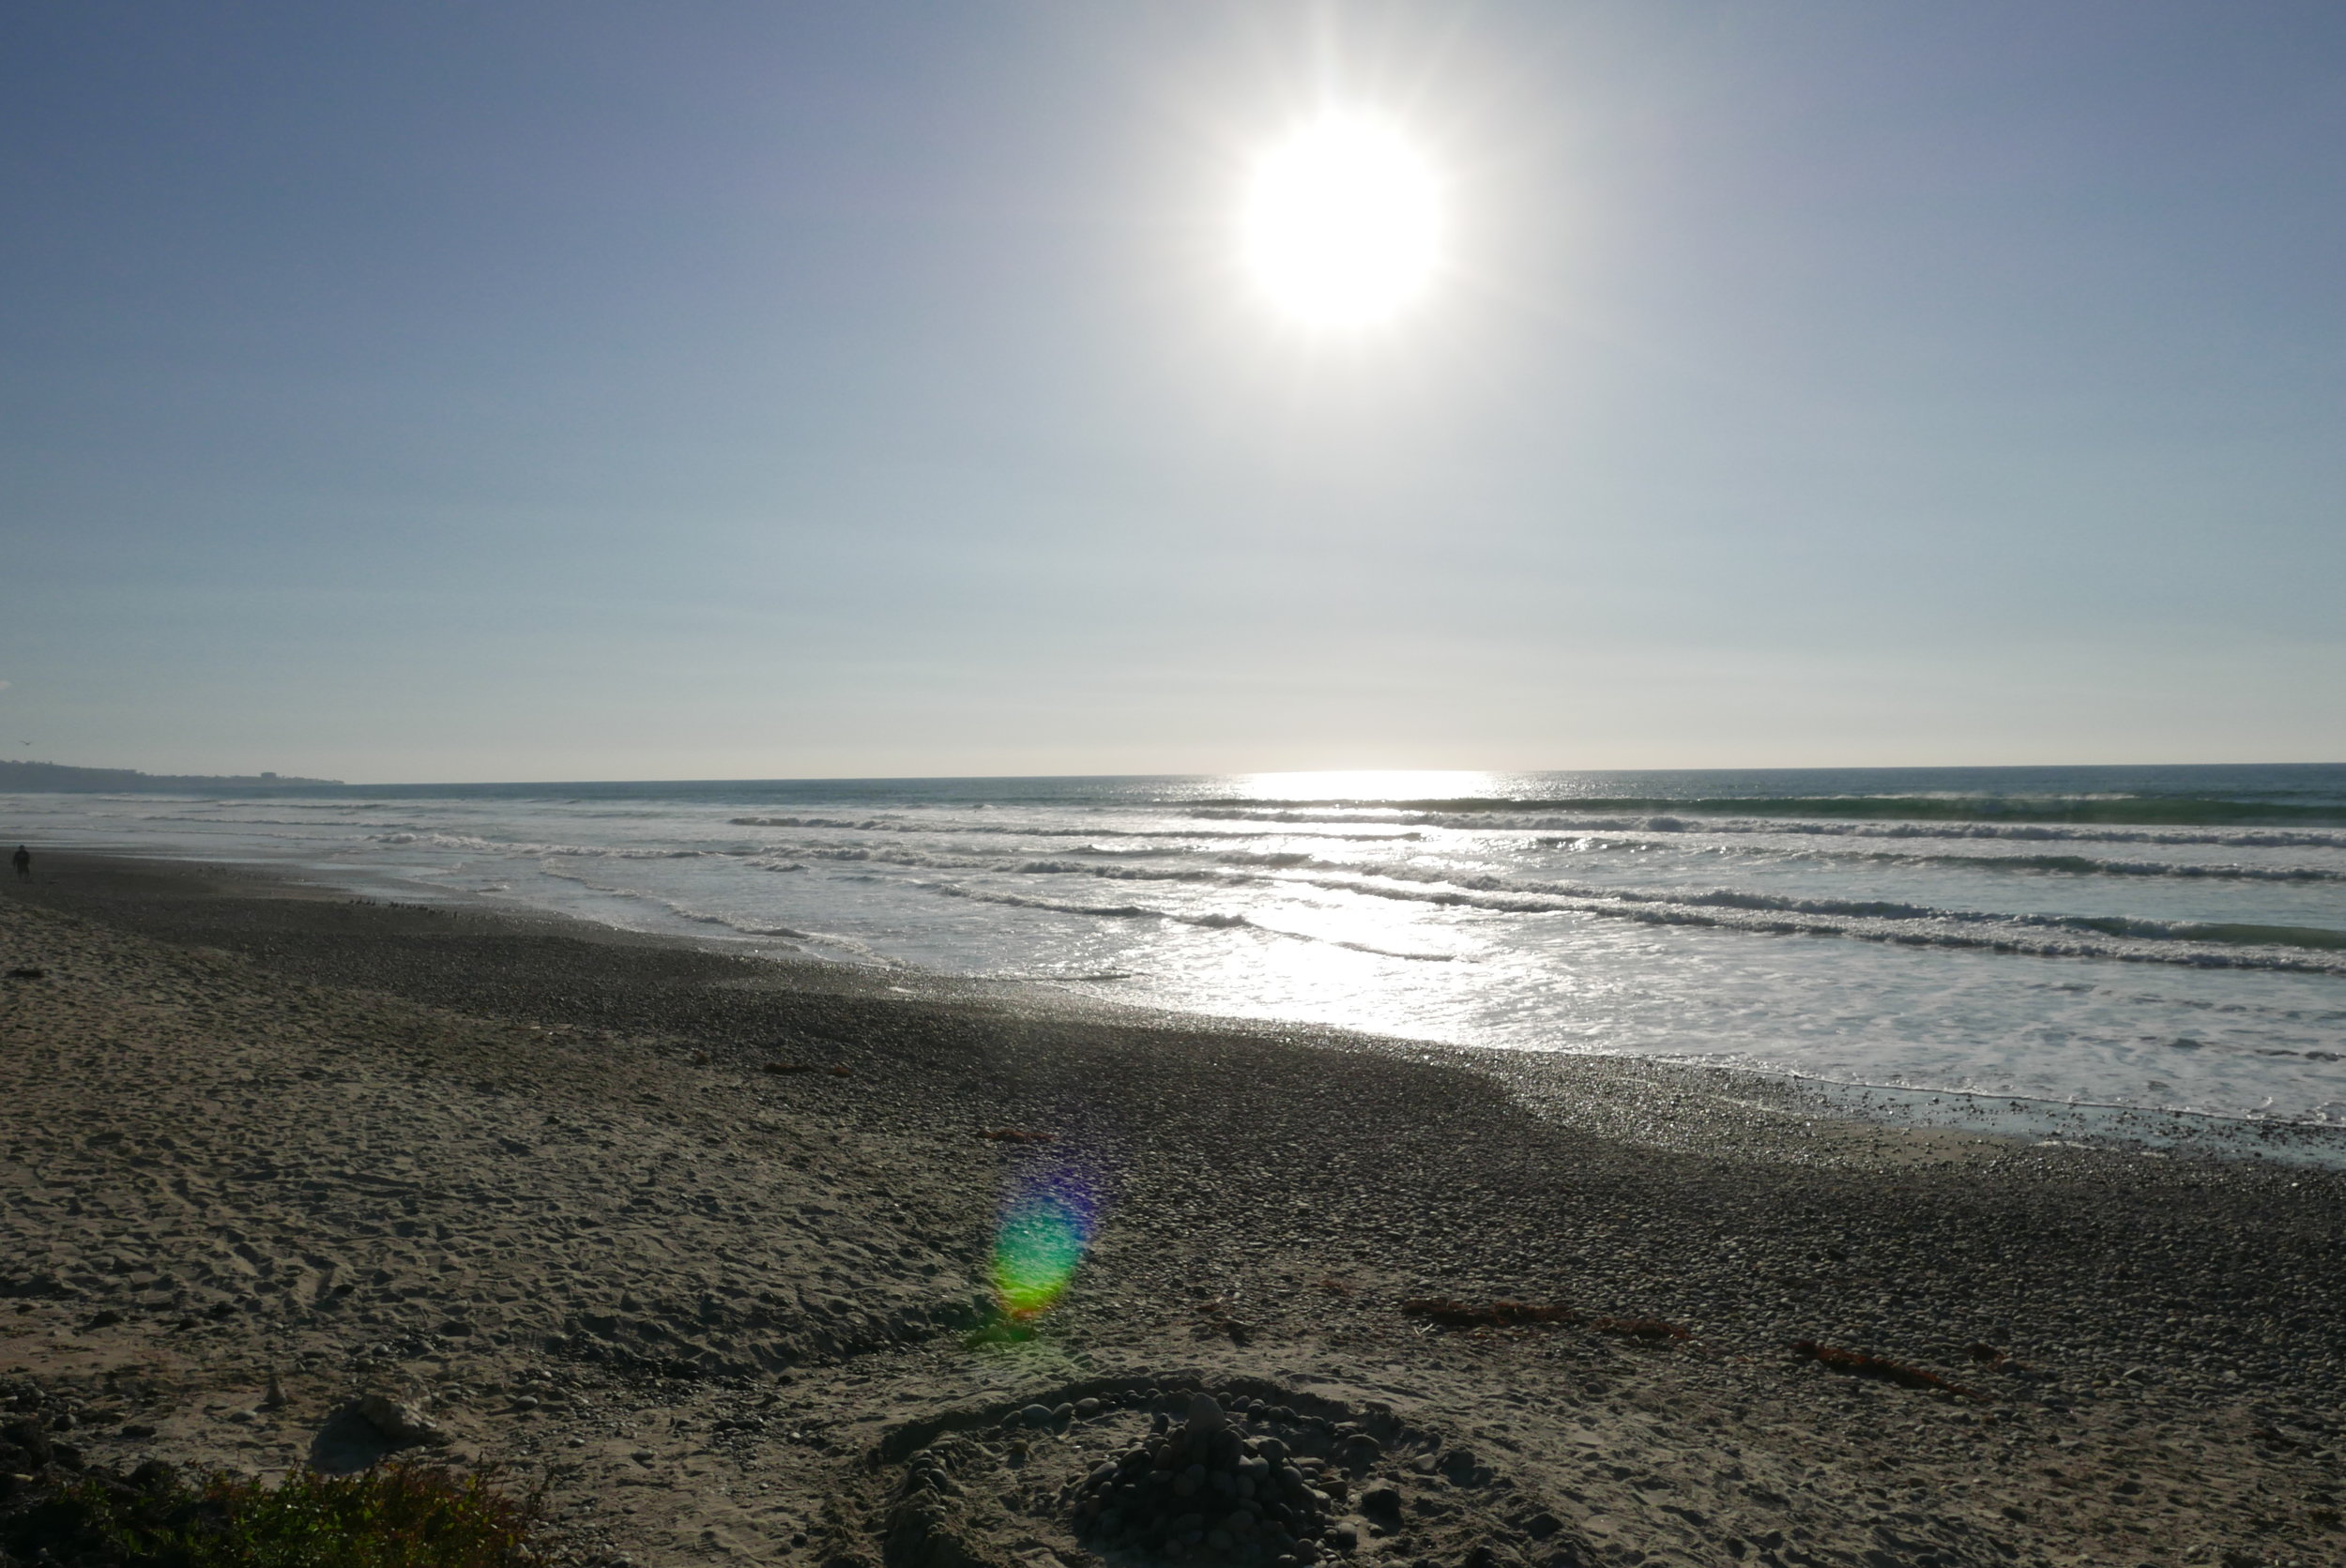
[914,881,1455,962]
[367,830,710,860]
[1184,793,2346,830]
[1269,873,2346,975]
[533,868,816,941]
[1534,839,2346,882]
[729,814,1416,843]
[1200,808,2346,849]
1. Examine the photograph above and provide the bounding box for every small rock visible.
[1018,1403,1053,1428]
[1187,1394,1226,1433]
[354,1394,448,1448]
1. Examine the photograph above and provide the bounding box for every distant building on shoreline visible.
[0,760,343,793]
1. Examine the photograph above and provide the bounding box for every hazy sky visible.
[5,1,2341,782]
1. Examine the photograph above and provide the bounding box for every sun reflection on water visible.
[1227,769,1506,804]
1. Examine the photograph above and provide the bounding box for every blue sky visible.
[4,1,2340,782]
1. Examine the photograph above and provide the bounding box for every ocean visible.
[8,763,2344,1130]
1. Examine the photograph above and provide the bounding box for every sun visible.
[1241,112,1443,330]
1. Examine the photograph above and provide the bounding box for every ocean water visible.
[8,764,2344,1128]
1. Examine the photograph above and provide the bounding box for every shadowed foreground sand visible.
[2,856,2341,1568]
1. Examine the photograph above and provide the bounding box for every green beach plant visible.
[47,1461,551,1568]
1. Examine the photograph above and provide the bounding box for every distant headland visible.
[0,760,343,793]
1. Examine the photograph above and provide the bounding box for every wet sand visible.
[3,852,2341,1568]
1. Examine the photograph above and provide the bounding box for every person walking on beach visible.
[10,845,27,879]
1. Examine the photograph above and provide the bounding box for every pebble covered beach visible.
[3,853,2342,1568]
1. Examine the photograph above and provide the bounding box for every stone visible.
[1188,1393,1226,1432]
[354,1394,448,1448]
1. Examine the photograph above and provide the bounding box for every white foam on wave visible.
[528,866,900,964]
[914,880,1457,962]
[752,844,2346,974]
[1272,870,2346,976]
[368,830,712,860]
[1535,836,2346,882]
[729,814,1418,843]
[1199,806,2346,849]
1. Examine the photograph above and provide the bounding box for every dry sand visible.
[2,854,2342,1568]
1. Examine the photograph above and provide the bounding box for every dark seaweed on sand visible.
[1790,1340,1982,1400]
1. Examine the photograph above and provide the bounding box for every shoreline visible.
[4,850,2343,1567]
[23,845,2346,1169]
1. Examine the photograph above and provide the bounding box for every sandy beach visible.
[3,853,2341,1568]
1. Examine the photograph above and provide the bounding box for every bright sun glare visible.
[1242,113,1442,329]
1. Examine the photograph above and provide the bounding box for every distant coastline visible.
[0,760,343,793]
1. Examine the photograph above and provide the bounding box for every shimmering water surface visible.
[9,764,2343,1126]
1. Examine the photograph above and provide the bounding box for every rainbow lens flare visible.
[989,1164,1100,1321]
